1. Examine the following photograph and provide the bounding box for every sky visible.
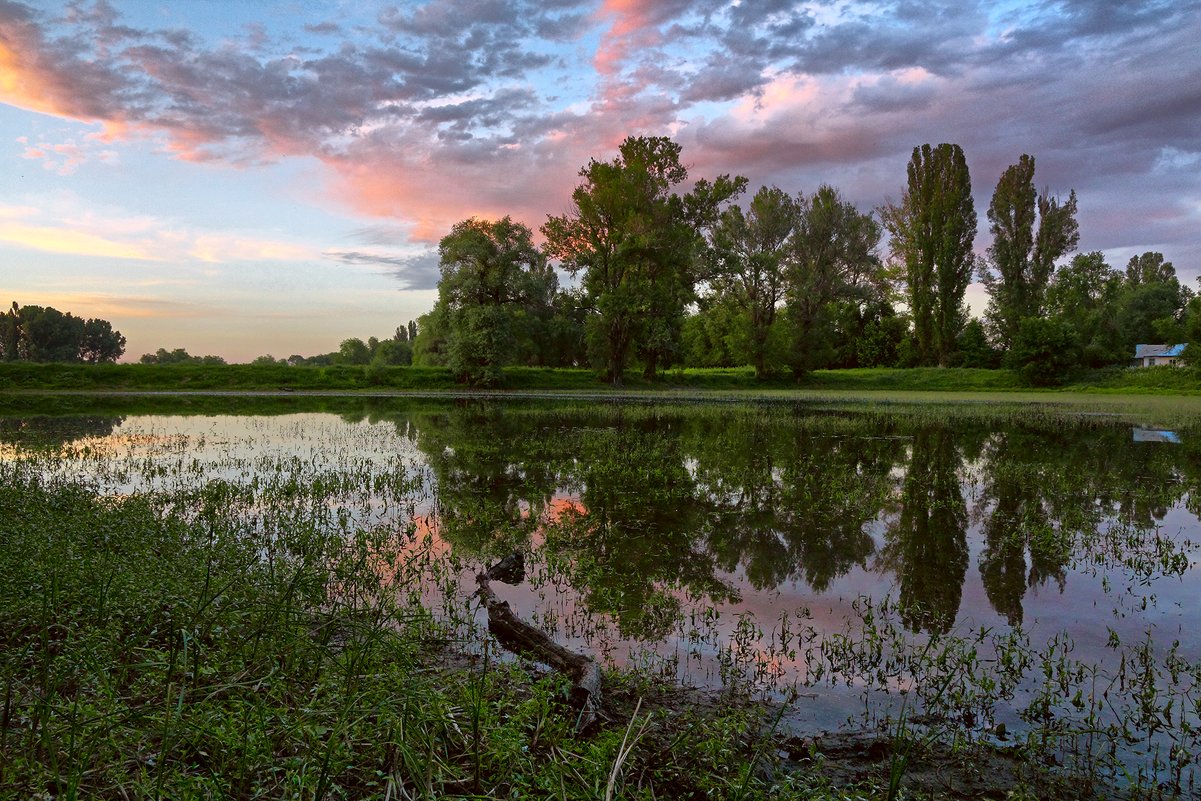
[2,0,1199,362]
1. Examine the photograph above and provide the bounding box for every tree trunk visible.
[642,351,658,381]
[475,555,602,730]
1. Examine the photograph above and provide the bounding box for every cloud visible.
[0,197,325,264]
[189,235,315,263]
[0,0,1198,278]
[326,249,441,290]
[0,222,156,259]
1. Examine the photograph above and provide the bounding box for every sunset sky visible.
[2,0,1199,362]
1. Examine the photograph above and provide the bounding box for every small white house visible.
[1131,344,1187,368]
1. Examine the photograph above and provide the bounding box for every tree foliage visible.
[786,184,884,375]
[434,216,554,385]
[705,185,796,377]
[139,348,226,365]
[543,136,743,384]
[1007,316,1080,387]
[982,154,1079,350]
[882,143,977,366]
[2,302,125,363]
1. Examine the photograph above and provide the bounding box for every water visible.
[3,397,1200,790]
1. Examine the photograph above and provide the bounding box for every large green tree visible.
[786,184,884,375]
[435,216,554,385]
[1045,251,1125,366]
[543,136,742,385]
[79,318,127,363]
[882,144,977,366]
[1116,253,1191,348]
[982,154,1079,350]
[705,185,797,378]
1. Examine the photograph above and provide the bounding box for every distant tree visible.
[408,319,418,343]
[251,354,284,366]
[843,302,908,368]
[1125,251,1176,286]
[435,216,553,385]
[372,338,412,366]
[79,318,125,363]
[336,338,371,365]
[139,347,225,365]
[981,154,1079,351]
[0,303,124,363]
[21,306,85,362]
[786,184,884,375]
[881,143,977,366]
[1116,253,1191,349]
[1182,294,1201,365]
[706,185,797,378]
[1,302,21,361]
[681,294,751,368]
[412,304,450,367]
[955,318,1002,368]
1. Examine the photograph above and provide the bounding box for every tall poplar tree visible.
[882,144,977,366]
[982,154,1079,350]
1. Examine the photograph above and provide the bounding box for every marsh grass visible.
[0,462,876,800]
[3,398,1201,798]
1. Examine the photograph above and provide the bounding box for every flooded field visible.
[3,396,1200,795]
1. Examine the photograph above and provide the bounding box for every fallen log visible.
[475,552,602,729]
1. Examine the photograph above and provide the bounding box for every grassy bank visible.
[0,464,869,800]
[2,361,1200,395]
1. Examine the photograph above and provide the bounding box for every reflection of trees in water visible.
[688,415,904,592]
[546,430,737,640]
[392,402,1196,639]
[0,416,124,449]
[882,427,969,635]
[975,423,1189,626]
[406,404,570,557]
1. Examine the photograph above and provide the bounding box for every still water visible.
[3,398,1200,787]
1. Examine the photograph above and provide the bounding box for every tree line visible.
[1,302,126,363]
[409,137,1196,386]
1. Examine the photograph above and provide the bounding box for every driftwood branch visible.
[475,552,602,729]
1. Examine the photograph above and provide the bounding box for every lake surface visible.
[4,397,1200,790]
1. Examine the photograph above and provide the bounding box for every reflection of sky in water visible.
[5,408,1201,779]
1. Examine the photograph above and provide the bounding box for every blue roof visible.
[1134,344,1187,358]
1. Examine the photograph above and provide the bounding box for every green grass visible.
[3,361,1199,395]
[0,464,872,800]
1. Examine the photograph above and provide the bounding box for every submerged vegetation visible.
[2,396,1201,798]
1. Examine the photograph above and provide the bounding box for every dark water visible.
[4,399,1200,789]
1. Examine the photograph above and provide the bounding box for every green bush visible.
[1007,317,1080,387]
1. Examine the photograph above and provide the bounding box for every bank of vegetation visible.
[0,461,898,801]
[2,360,1200,396]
